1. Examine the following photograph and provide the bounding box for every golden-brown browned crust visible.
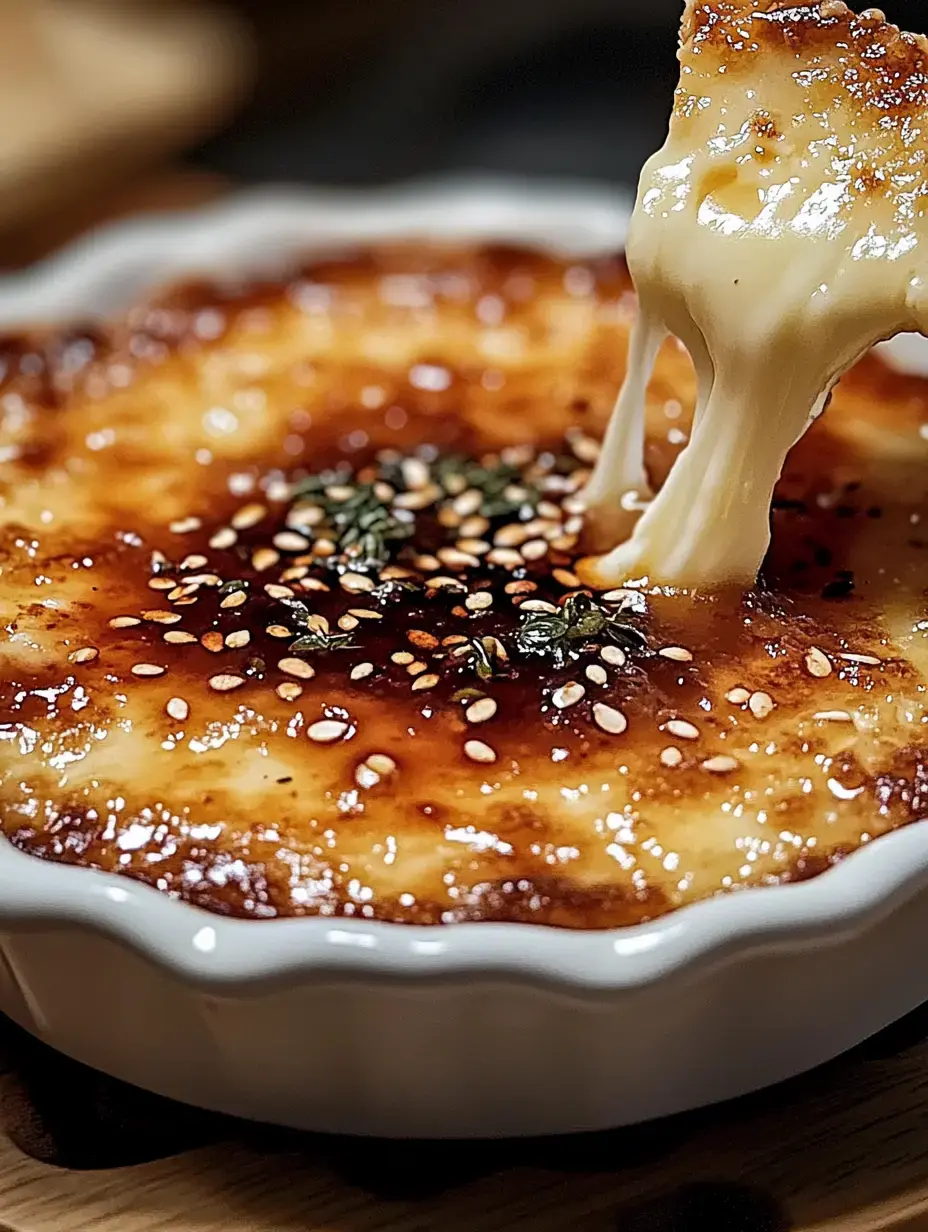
[681,2,928,117]
[1,245,928,927]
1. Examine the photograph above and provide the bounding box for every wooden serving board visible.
[0,1004,927,1231]
[0,173,927,1232]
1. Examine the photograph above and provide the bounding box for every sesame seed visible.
[748,690,775,719]
[141,610,182,625]
[148,577,176,591]
[459,515,490,538]
[279,658,316,680]
[585,664,607,685]
[349,608,382,620]
[666,718,699,740]
[355,762,381,790]
[660,745,683,768]
[308,719,349,743]
[209,527,237,550]
[350,662,374,681]
[230,503,266,530]
[209,673,245,692]
[520,599,558,614]
[521,538,549,561]
[266,625,292,638]
[602,588,646,610]
[504,580,536,595]
[839,652,881,666]
[465,591,494,612]
[702,755,740,774]
[264,584,294,600]
[464,739,497,764]
[813,709,854,722]
[553,681,585,709]
[173,596,199,607]
[601,645,627,668]
[251,548,280,572]
[169,516,201,534]
[407,661,428,676]
[553,567,581,588]
[494,523,530,548]
[180,554,208,571]
[408,629,440,650]
[438,547,480,570]
[325,485,354,502]
[273,531,311,552]
[569,433,600,463]
[220,591,247,609]
[486,548,523,569]
[659,646,693,663]
[401,457,430,490]
[367,753,397,776]
[805,647,832,678]
[286,505,323,530]
[338,614,360,633]
[395,485,440,511]
[69,647,98,664]
[412,673,440,691]
[391,651,414,666]
[109,616,141,629]
[466,697,498,723]
[725,687,751,705]
[225,630,251,649]
[132,663,166,677]
[164,631,197,644]
[549,534,578,552]
[456,538,490,556]
[453,489,483,517]
[340,572,375,594]
[281,565,309,582]
[593,702,628,735]
[276,682,303,702]
[201,632,224,653]
[166,697,189,721]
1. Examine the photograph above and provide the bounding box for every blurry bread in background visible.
[0,0,248,255]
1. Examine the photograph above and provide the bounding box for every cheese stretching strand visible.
[581,0,928,589]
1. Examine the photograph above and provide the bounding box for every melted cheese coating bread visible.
[582,0,928,588]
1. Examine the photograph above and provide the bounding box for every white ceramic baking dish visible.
[1,180,927,1139]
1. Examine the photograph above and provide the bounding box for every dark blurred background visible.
[188,0,928,185]
[3,0,927,265]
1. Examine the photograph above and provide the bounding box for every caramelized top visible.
[1,243,928,927]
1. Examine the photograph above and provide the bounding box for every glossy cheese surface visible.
[583,0,928,589]
[0,244,927,927]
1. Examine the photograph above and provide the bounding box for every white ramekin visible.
[0,180,926,1138]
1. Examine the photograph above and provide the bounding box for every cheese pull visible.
[580,0,928,589]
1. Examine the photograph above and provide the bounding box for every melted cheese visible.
[580,0,928,588]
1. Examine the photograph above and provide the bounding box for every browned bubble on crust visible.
[1,243,928,927]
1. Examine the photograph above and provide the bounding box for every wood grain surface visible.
[0,1009,927,1231]
[0,172,927,1232]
